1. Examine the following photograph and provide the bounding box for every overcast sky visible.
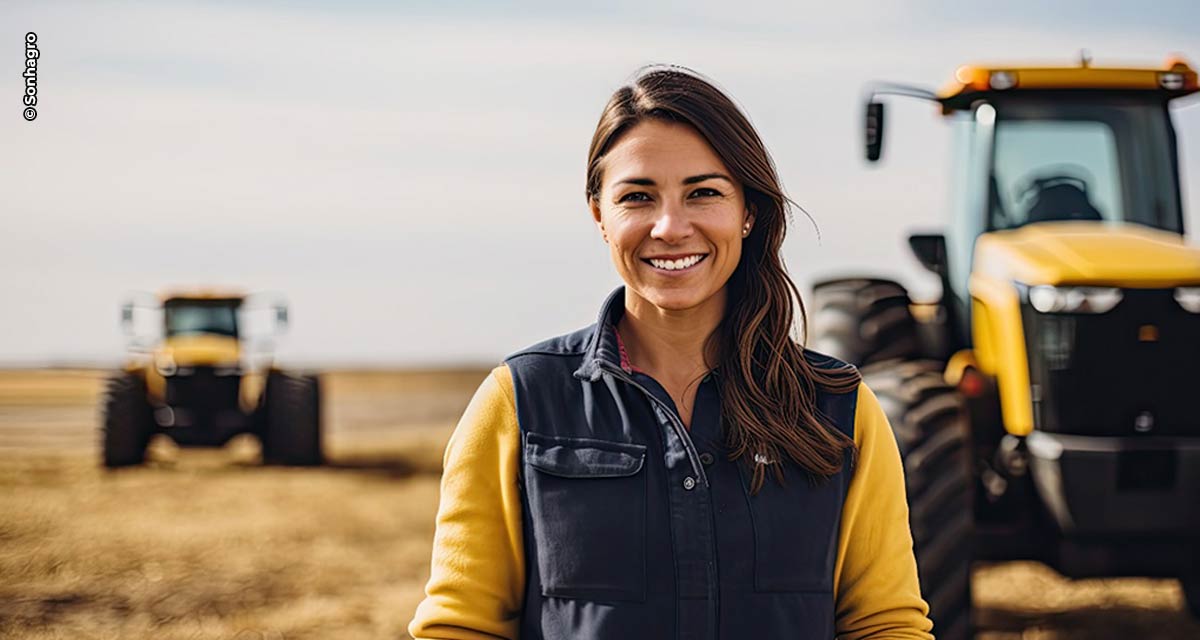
[3,1,1199,367]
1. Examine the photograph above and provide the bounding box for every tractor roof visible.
[938,56,1198,110]
[158,287,247,303]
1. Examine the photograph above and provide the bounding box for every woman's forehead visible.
[604,121,729,184]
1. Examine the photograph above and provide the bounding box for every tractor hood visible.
[973,221,1200,287]
[155,334,241,368]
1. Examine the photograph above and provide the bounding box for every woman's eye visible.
[618,189,720,203]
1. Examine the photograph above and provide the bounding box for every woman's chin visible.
[637,286,715,312]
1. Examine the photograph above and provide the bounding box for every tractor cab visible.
[120,288,289,375]
[976,93,1181,232]
[866,56,1198,352]
[163,295,242,339]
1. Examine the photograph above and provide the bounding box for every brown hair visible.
[585,65,860,493]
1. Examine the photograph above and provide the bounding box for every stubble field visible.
[0,369,1196,639]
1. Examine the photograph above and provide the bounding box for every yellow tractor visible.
[811,56,1200,638]
[102,288,322,467]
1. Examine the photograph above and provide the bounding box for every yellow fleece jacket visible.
[409,364,934,639]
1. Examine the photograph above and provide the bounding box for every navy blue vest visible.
[505,287,858,639]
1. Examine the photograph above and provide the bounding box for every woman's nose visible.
[650,203,693,243]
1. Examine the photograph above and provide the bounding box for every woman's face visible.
[590,119,753,313]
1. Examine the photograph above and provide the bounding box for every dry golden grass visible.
[0,370,105,406]
[973,562,1198,639]
[0,369,474,639]
[1,369,1198,639]
[0,450,442,639]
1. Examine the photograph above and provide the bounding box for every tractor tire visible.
[862,358,974,640]
[810,278,922,367]
[101,372,155,468]
[259,371,323,466]
[1183,574,1200,618]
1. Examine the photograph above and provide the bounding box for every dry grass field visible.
[1,369,1197,639]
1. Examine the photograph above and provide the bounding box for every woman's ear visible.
[590,198,607,243]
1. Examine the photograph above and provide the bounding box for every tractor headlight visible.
[1174,287,1200,313]
[1160,72,1185,90]
[1029,285,1123,314]
[154,353,178,377]
[989,70,1017,90]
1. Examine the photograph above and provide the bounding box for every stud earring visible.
[742,224,751,237]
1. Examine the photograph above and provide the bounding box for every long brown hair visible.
[585,65,861,493]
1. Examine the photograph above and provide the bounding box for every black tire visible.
[862,358,974,640]
[101,371,155,468]
[1183,574,1200,618]
[810,278,922,367]
[259,371,323,466]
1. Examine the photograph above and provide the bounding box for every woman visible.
[409,66,933,639]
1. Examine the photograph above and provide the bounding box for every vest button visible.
[699,452,715,466]
[683,476,696,490]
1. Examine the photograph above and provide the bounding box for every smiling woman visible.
[409,65,934,639]
[589,121,750,432]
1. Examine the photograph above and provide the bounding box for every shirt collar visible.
[613,324,647,375]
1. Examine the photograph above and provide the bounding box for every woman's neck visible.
[617,287,724,380]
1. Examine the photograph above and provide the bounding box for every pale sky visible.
[3,1,1199,367]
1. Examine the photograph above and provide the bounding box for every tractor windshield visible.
[164,300,239,338]
[987,96,1182,233]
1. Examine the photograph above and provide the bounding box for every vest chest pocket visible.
[523,432,647,602]
[745,461,845,593]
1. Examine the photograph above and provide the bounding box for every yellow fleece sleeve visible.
[833,381,934,639]
[408,364,525,639]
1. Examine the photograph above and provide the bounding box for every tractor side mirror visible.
[120,302,135,335]
[274,304,289,334]
[865,101,885,162]
[909,233,948,276]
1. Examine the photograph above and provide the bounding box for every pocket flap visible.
[525,432,646,478]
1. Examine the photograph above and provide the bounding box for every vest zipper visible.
[598,360,709,486]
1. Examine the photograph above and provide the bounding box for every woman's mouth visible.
[642,253,708,273]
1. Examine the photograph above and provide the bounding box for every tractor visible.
[102,288,322,468]
[810,56,1200,639]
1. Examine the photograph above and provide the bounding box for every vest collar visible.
[572,285,722,382]
[573,286,627,382]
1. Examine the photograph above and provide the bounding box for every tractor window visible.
[164,303,239,338]
[987,98,1182,234]
[992,121,1120,227]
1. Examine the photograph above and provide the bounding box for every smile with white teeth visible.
[646,254,706,271]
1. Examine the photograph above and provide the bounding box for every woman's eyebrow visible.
[683,173,733,185]
[615,173,734,186]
